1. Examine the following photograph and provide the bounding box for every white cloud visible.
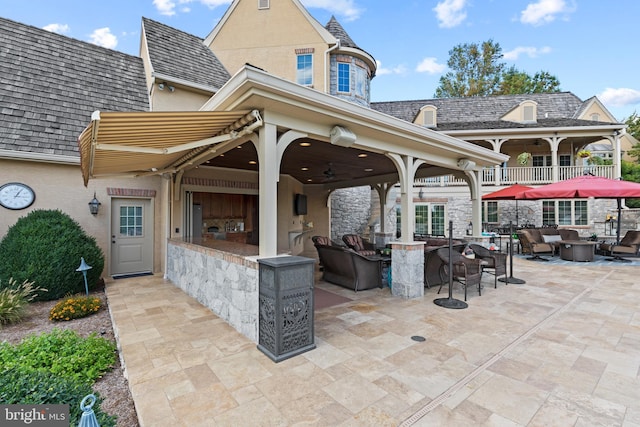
[198,0,233,9]
[433,0,468,28]
[503,46,552,60]
[89,28,118,49]
[416,57,446,74]
[153,0,177,16]
[375,60,407,76]
[520,0,575,26]
[598,88,640,108]
[42,23,70,35]
[301,0,363,22]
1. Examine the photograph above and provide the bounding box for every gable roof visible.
[370,92,622,130]
[142,17,230,91]
[0,17,148,159]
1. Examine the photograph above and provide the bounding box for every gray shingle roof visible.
[0,17,148,158]
[142,17,230,90]
[325,16,357,48]
[370,92,621,129]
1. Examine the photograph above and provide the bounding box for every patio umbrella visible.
[516,175,640,245]
[482,183,534,227]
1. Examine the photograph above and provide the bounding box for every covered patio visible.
[79,65,508,341]
[106,257,640,426]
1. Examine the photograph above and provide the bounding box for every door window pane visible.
[120,205,143,236]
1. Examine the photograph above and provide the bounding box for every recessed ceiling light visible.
[364,168,373,172]
[301,167,309,171]
[249,160,257,165]
[236,146,242,149]
[358,153,368,158]
[307,178,313,182]
[299,142,311,147]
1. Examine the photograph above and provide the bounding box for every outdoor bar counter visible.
[166,237,291,342]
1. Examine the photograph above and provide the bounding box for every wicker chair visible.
[436,247,484,301]
[600,230,640,259]
[342,234,377,256]
[517,229,554,261]
[469,244,507,288]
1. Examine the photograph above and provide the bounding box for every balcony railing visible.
[416,165,615,187]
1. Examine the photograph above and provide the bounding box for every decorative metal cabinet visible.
[257,256,316,362]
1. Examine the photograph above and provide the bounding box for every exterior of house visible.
[1,0,635,340]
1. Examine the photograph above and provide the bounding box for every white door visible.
[111,198,153,277]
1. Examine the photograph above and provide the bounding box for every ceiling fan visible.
[323,163,336,180]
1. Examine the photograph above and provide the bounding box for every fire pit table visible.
[558,240,598,262]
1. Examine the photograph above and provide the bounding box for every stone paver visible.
[106,258,640,426]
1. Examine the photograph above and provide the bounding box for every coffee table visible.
[558,240,597,262]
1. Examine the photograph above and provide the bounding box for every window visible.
[590,113,600,121]
[355,66,366,98]
[296,54,313,86]
[482,201,498,224]
[542,200,588,226]
[411,203,446,236]
[338,62,350,92]
[119,205,143,236]
[420,105,437,127]
[258,0,269,9]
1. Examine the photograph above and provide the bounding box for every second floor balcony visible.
[417,164,616,188]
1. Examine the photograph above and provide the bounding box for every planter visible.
[517,152,531,166]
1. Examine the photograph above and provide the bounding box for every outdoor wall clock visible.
[0,182,36,210]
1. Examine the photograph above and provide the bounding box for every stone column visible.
[390,241,425,298]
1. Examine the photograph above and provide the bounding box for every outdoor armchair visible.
[436,247,484,301]
[600,230,640,258]
[469,244,507,288]
[517,229,554,260]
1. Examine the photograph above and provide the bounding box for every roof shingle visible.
[0,17,149,157]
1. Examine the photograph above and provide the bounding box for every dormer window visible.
[521,101,537,123]
[420,105,437,128]
[258,0,270,9]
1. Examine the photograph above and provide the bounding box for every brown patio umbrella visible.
[516,175,640,245]
[482,183,534,227]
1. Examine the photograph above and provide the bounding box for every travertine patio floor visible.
[105,257,640,426]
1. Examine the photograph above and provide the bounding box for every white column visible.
[256,123,278,257]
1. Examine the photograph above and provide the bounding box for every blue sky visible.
[3,0,639,121]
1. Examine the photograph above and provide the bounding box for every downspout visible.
[324,39,341,93]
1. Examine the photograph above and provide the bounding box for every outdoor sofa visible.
[314,244,382,292]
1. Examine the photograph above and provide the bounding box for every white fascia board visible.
[0,149,79,165]
[444,124,626,140]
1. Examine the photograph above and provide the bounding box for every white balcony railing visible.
[416,165,615,188]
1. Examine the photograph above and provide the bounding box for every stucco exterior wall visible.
[0,158,165,277]
[207,1,331,91]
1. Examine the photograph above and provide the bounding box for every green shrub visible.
[0,209,104,301]
[0,328,116,384]
[0,278,46,326]
[50,295,102,321]
[0,369,116,427]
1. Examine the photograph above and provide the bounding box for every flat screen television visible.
[294,193,307,215]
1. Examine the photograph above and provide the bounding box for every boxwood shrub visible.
[0,209,104,301]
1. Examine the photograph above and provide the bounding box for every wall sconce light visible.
[418,188,425,200]
[88,192,101,216]
[158,82,175,92]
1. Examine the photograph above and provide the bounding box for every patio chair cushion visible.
[342,234,376,256]
[542,234,562,243]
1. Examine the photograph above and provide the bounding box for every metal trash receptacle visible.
[257,256,316,362]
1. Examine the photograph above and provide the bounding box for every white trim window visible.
[542,200,588,226]
[337,62,350,93]
[258,0,270,9]
[296,54,313,86]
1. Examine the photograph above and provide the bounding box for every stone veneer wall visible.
[330,186,372,241]
[166,240,259,342]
